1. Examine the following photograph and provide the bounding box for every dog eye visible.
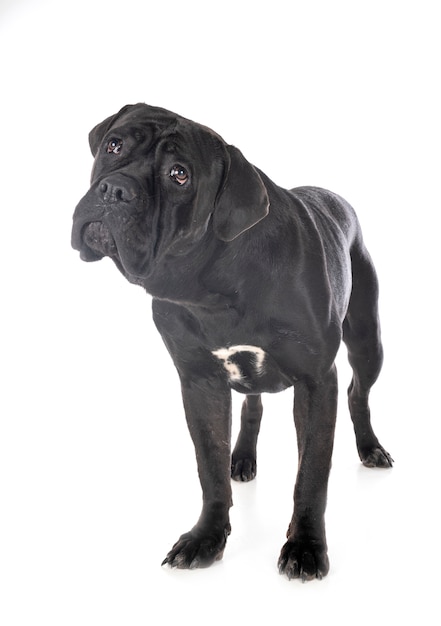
[106,138,123,155]
[169,164,189,185]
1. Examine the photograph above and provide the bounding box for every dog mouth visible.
[80,221,118,261]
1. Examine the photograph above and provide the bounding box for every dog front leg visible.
[162,378,233,569]
[278,366,338,581]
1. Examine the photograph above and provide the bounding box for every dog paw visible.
[231,456,257,481]
[278,539,329,582]
[162,526,231,569]
[360,445,394,468]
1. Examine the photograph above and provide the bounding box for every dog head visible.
[71,103,269,285]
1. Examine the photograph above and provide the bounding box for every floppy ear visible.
[88,104,134,156]
[213,145,270,242]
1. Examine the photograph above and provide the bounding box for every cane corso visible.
[71,103,392,581]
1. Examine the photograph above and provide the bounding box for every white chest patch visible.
[212,345,266,383]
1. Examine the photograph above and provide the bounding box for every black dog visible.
[71,103,392,581]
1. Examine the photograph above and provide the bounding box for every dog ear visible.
[213,145,270,242]
[88,104,134,157]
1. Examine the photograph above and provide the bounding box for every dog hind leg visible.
[343,243,393,468]
[231,394,263,481]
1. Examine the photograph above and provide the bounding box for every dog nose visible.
[97,174,138,203]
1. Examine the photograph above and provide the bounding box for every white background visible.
[1,0,439,624]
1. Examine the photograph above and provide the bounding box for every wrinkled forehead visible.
[88,103,175,156]
[106,104,179,143]
[102,103,226,161]
[118,103,179,127]
[109,103,223,140]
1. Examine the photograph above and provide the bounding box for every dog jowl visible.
[72,103,393,581]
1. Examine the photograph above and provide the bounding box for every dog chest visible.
[211,344,292,394]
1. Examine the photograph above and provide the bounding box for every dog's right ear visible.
[88,104,134,157]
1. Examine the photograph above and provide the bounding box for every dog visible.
[71,103,393,581]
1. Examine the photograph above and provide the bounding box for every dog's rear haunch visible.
[72,103,392,581]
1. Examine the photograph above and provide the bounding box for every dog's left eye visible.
[169,165,189,185]
[106,138,123,155]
